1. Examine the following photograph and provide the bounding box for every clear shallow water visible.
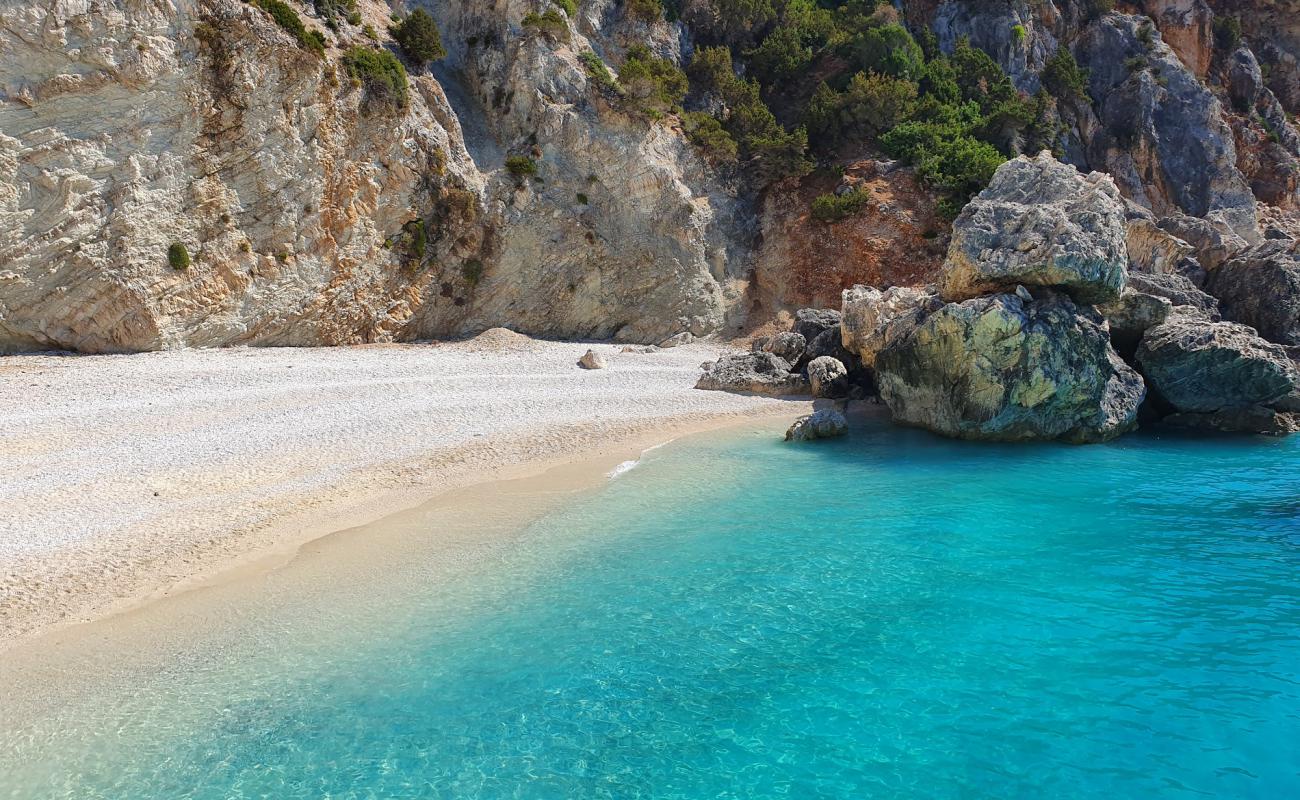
[4,419,1300,798]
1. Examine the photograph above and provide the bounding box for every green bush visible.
[618,45,688,116]
[576,192,589,204]
[251,0,324,54]
[579,50,620,94]
[626,0,663,22]
[1011,24,1026,44]
[461,259,484,285]
[811,187,870,222]
[555,0,578,15]
[845,23,925,81]
[1085,0,1115,20]
[393,9,446,63]
[1213,15,1242,52]
[1042,45,1089,100]
[682,111,738,162]
[522,9,569,40]
[167,242,190,270]
[342,46,409,112]
[505,155,538,178]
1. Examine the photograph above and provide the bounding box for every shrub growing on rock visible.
[811,187,871,223]
[1042,46,1089,101]
[682,111,737,162]
[167,242,190,270]
[521,9,569,40]
[393,9,446,64]
[554,0,578,16]
[618,45,688,117]
[250,0,325,54]
[626,0,663,23]
[579,51,620,94]
[342,46,409,112]
[505,155,538,178]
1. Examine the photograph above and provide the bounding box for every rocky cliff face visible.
[3,0,1300,354]
[0,0,744,352]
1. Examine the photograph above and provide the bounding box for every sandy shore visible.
[0,332,810,651]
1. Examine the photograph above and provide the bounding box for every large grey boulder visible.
[806,356,849,399]
[695,352,809,396]
[763,331,807,364]
[1206,239,1300,345]
[941,152,1129,305]
[1156,213,1248,272]
[1136,318,1299,412]
[791,308,841,343]
[1126,272,1220,320]
[840,285,943,367]
[873,291,1145,443]
[785,408,849,442]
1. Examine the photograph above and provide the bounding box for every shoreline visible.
[0,336,811,655]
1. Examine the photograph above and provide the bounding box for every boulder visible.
[841,285,943,367]
[1099,289,1173,359]
[1136,318,1299,412]
[941,152,1129,304]
[1156,213,1248,272]
[791,308,841,342]
[763,331,807,364]
[1125,218,1203,281]
[873,291,1145,443]
[807,356,849,399]
[1205,239,1300,345]
[1126,272,1220,320]
[658,332,695,348]
[577,349,607,369]
[785,408,849,442]
[695,352,809,396]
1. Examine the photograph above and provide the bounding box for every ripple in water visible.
[4,420,1300,798]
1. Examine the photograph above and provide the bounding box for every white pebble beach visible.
[0,331,809,651]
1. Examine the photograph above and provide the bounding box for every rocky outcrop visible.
[695,351,808,396]
[1139,0,1214,77]
[754,159,946,313]
[1075,14,1258,239]
[873,291,1145,442]
[1206,239,1300,344]
[1136,317,1299,411]
[930,0,1058,93]
[941,152,1128,304]
[840,285,943,368]
[806,356,849,399]
[785,408,848,442]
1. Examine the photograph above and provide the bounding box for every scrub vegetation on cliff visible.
[674,0,1058,209]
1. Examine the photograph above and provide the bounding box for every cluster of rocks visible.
[699,151,1300,444]
[841,153,1300,441]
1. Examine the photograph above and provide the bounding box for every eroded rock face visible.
[1075,14,1258,238]
[1140,0,1214,77]
[0,0,746,352]
[695,352,809,396]
[941,153,1129,304]
[1206,239,1300,345]
[1136,317,1299,411]
[840,285,943,368]
[931,0,1058,93]
[1127,272,1221,319]
[1099,289,1174,359]
[873,291,1145,443]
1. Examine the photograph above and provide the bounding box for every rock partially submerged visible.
[873,291,1145,443]
[941,152,1129,304]
[695,352,809,396]
[785,408,849,442]
[1136,318,1299,412]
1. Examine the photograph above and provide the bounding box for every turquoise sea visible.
[4,416,1300,798]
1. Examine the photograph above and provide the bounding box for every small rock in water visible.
[578,349,607,369]
[785,408,849,442]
